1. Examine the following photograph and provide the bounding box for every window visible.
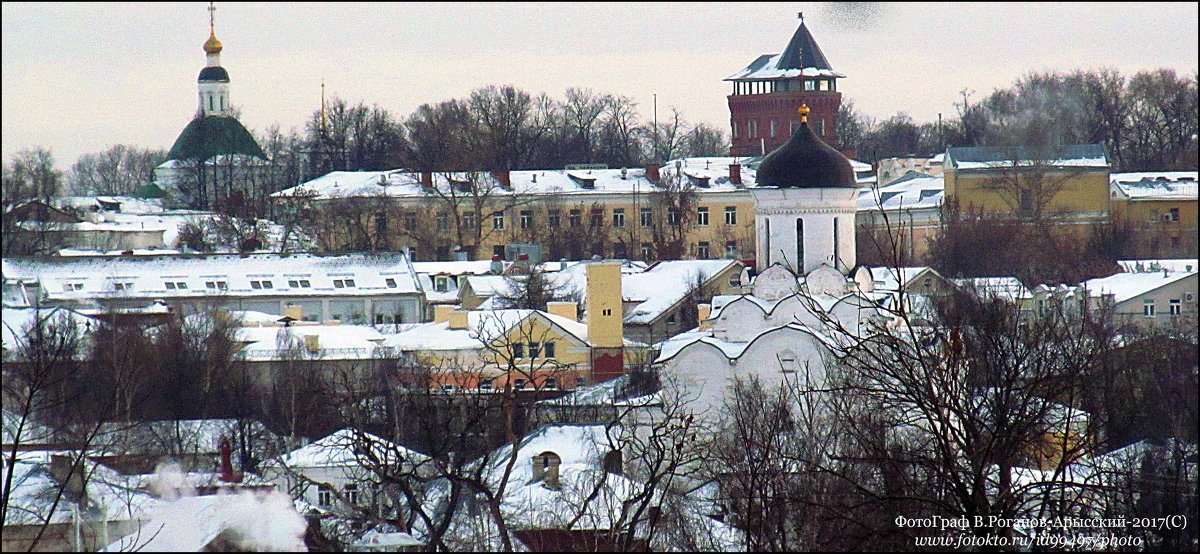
[217,281,227,290]
[520,210,532,229]
[1019,190,1033,214]
[386,278,398,289]
[479,379,494,391]
[62,283,73,292]
[529,342,541,359]
[493,211,505,230]
[251,281,262,290]
[728,272,742,287]
[640,243,653,260]
[544,341,556,359]
[668,208,680,226]
[493,245,505,258]
[725,206,737,226]
[436,212,449,231]
[697,241,710,259]
[544,378,558,390]
[732,121,739,139]
[166,282,176,290]
[333,279,354,289]
[667,313,677,324]
[463,211,477,229]
[317,485,333,507]
[434,276,449,292]
[344,483,360,505]
[833,217,840,268]
[815,118,825,136]
[748,120,758,138]
[374,212,388,237]
[790,120,799,134]
[548,210,561,228]
[440,384,456,393]
[288,280,298,288]
[725,240,738,258]
[640,207,653,227]
[1170,299,1182,315]
[569,209,582,227]
[513,378,527,390]
[697,206,709,226]
[602,308,613,316]
[513,343,525,358]
[404,212,417,232]
[1169,207,1180,222]
[1143,299,1156,317]
[613,242,627,259]
[299,280,310,288]
[795,218,805,269]
[590,209,604,228]
[778,351,798,372]
[613,208,625,228]
[769,119,777,138]
[262,280,273,289]
[804,79,816,91]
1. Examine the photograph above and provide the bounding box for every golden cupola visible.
[203,31,223,55]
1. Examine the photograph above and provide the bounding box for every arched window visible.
[208,94,214,112]
[796,218,805,271]
[219,95,224,111]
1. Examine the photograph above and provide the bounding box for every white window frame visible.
[697,206,709,226]
[1143,299,1156,317]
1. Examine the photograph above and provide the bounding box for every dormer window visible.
[386,278,398,289]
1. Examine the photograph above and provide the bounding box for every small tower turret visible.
[198,2,231,117]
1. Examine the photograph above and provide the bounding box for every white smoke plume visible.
[221,489,308,552]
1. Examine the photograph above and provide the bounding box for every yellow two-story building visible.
[944,144,1111,233]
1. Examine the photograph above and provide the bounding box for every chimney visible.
[547,301,578,322]
[644,162,660,182]
[283,304,302,321]
[532,452,561,489]
[492,170,511,188]
[50,454,87,506]
[697,303,712,331]
[420,171,433,188]
[304,334,320,352]
[448,310,470,330]
[490,255,504,273]
[433,304,456,324]
[219,437,237,483]
[729,163,742,185]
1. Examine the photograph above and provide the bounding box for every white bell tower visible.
[197,2,231,117]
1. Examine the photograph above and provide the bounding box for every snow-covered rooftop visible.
[857,173,944,212]
[724,53,845,81]
[3,252,422,303]
[1083,270,1197,303]
[1111,171,1198,200]
[272,428,426,470]
[383,309,639,352]
[946,144,1109,171]
[953,277,1032,301]
[1118,258,1198,274]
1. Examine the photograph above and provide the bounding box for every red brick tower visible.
[726,15,843,158]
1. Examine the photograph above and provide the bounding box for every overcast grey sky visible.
[3,2,1196,168]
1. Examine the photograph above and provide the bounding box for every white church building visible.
[654,105,899,419]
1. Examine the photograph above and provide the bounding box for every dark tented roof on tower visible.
[197,66,229,82]
[725,21,844,81]
[166,115,267,162]
[777,22,832,71]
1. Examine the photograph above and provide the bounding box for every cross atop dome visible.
[204,2,223,55]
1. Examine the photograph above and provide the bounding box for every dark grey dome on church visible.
[756,116,856,189]
[198,66,229,82]
[167,115,267,162]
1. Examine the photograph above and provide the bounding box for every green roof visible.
[166,115,267,162]
[133,182,167,199]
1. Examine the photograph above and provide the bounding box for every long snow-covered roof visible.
[273,159,757,201]
[946,144,1109,170]
[1083,270,1196,303]
[1110,171,1198,200]
[383,308,639,352]
[3,252,421,303]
